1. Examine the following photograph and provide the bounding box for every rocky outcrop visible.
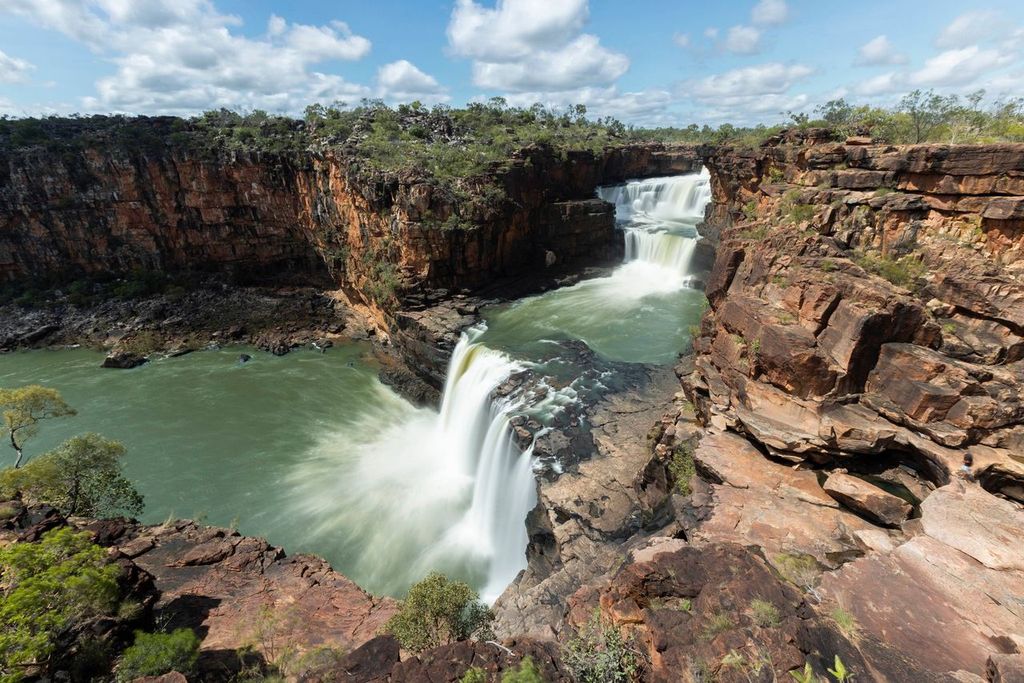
[565,542,960,682]
[685,138,1024,500]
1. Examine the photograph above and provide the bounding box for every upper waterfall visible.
[598,168,711,226]
[598,169,712,275]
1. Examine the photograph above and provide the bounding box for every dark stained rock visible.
[388,638,572,683]
[101,350,148,369]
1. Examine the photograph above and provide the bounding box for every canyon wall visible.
[686,135,1024,501]
[0,143,699,304]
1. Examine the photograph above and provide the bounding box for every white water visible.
[289,326,534,602]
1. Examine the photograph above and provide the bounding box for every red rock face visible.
[0,143,701,319]
[685,138,1024,499]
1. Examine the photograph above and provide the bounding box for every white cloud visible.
[446,0,628,93]
[471,35,627,91]
[0,0,375,114]
[447,0,588,60]
[751,0,789,26]
[376,60,448,104]
[724,25,761,54]
[673,32,690,48]
[910,46,1012,87]
[690,63,814,99]
[936,10,1003,49]
[704,27,719,40]
[855,35,908,66]
[854,71,902,96]
[0,48,33,83]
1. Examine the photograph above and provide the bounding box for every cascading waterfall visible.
[429,329,537,602]
[290,325,535,603]
[599,168,711,274]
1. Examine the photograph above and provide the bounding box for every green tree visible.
[502,657,546,683]
[115,629,200,682]
[0,527,121,680]
[0,433,144,517]
[384,572,494,653]
[0,386,76,469]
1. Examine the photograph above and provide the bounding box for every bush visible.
[562,611,639,683]
[852,250,926,289]
[0,433,144,517]
[750,598,782,627]
[668,444,696,496]
[501,657,545,683]
[0,527,122,679]
[116,628,200,682]
[384,572,495,653]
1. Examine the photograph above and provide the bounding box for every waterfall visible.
[430,329,537,602]
[599,169,711,275]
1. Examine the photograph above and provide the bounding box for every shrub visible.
[701,611,734,640]
[668,444,696,496]
[852,250,926,289]
[460,667,488,683]
[749,599,782,628]
[501,657,545,683]
[562,611,639,683]
[115,628,200,682]
[0,528,122,679]
[384,572,494,653]
[830,606,859,638]
[0,433,144,517]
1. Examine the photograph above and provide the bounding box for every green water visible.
[0,345,411,564]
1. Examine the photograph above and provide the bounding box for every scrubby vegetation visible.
[852,250,927,290]
[0,527,122,680]
[115,628,200,682]
[563,610,640,683]
[384,571,494,653]
[668,443,696,496]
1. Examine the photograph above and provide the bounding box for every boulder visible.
[101,350,148,369]
[822,472,912,526]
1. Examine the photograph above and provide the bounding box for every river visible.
[0,170,711,601]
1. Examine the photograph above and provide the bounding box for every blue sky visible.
[1,0,1023,126]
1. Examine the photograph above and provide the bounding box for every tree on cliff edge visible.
[0,386,76,469]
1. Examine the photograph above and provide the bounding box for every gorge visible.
[3,124,1024,682]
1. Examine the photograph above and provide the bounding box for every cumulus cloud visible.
[910,46,1013,87]
[0,48,33,83]
[751,0,789,26]
[447,0,628,93]
[376,60,449,104]
[690,63,814,99]
[673,32,690,49]
[0,0,376,114]
[936,10,1003,49]
[724,25,762,54]
[855,35,908,66]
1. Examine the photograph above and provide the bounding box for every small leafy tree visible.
[0,527,121,680]
[0,433,144,517]
[115,628,200,682]
[384,572,494,653]
[501,657,545,683]
[0,386,76,468]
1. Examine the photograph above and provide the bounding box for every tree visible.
[384,572,494,653]
[0,386,76,468]
[0,433,144,517]
[899,89,958,143]
[115,629,200,682]
[0,527,122,680]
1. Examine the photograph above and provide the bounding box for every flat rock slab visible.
[115,521,398,662]
[823,471,912,526]
[691,431,876,568]
[820,482,1024,676]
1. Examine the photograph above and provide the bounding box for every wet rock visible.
[822,472,912,526]
[101,350,148,369]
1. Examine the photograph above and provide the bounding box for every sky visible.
[1,0,1023,126]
